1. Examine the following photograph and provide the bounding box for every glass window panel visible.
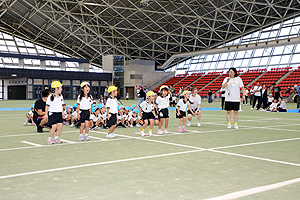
[44,79,48,85]
[28,78,32,84]
[241,59,250,66]
[273,46,285,55]
[34,79,43,85]
[0,40,5,45]
[28,85,32,92]
[62,80,70,85]
[253,49,264,57]
[244,50,253,58]
[202,62,211,69]
[283,45,294,54]
[250,58,261,66]
[28,92,33,99]
[260,57,269,66]
[232,59,242,67]
[216,61,226,69]
[210,62,217,69]
[225,60,233,68]
[280,55,291,64]
[236,51,245,59]
[220,53,229,60]
[8,47,18,52]
[205,55,213,62]
[290,54,300,64]
[212,54,220,61]
[263,49,271,56]
[269,56,282,65]
[92,81,99,86]
[72,80,80,86]
[5,41,15,46]
[19,47,27,53]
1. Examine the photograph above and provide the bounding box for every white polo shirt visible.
[177,99,187,111]
[46,94,64,112]
[254,86,262,96]
[106,97,118,114]
[90,113,100,122]
[156,94,170,109]
[140,101,155,113]
[222,77,244,102]
[77,96,93,110]
[188,94,201,110]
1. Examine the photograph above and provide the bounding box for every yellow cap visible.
[80,82,90,88]
[160,85,169,91]
[182,90,191,95]
[51,81,62,88]
[146,91,155,97]
[108,86,117,93]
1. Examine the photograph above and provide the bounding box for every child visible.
[269,99,279,112]
[77,82,93,141]
[70,103,78,128]
[45,81,64,144]
[89,107,101,130]
[177,91,191,133]
[153,91,160,126]
[130,104,136,111]
[124,107,130,126]
[106,86,118,138]
[278,97,287,112]
[117,105,127,128]
[23,104,35,126]
[63,105,73,125]
[129,109,141,127]
[156,85,172,135]
[126,92,129,103]
[139,91,158,137]
[99,105,108,129]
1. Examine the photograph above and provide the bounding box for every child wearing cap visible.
[117,105,127,128]
[99,106,108,129]
[106,86,118,138]
[128,109,141,127]
[77,82,93,141]
[23,104,35,126]
[156,85,172,135]
[177,91,191,133]
[45,81,64,144]
[70,103,78,128]
[153,91,160,126]
[124,107,130,126]
[63,105,73,125]
[89,107,101,130]
[139,91,158,137]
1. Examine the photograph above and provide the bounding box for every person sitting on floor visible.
[278,97,287,112]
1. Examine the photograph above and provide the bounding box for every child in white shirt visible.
[177,91,191,133]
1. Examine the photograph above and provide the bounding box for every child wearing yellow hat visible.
[106,86,118,138]
[45,81,64,144]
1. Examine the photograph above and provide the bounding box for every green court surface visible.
[0,100,300,199]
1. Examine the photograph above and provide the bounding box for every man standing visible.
[252,82,262,110]
[272,83,281,100]
[33,89,51,133]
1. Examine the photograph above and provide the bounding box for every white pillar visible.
[40,60,46,69]
[60,61,66,70]
[18,58,24,68]
[79,63,89,72]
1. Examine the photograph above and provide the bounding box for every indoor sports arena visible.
[1,0,300,199]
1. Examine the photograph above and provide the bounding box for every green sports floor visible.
[0,100,300,200]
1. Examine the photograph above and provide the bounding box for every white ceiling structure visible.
[0,0,300,69]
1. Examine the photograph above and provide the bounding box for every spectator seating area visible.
[278,67,300,97]
[253,67,290,88]
[194,72,222,97]
[153,74,187,92]
[174,73,204,92]
[200,73,228,97]
[239,69,266,87]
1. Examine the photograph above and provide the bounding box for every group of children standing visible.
[24,82,202,144]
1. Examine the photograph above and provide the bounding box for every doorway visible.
[8,85,26,99]
[126,87,134,99]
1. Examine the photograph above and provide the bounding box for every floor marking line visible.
[0,130,78,138]
[0,149,203,180]
[205,177,300,200]
[59,139,77,144]
[88,136,108,141]
[21,141,43,147]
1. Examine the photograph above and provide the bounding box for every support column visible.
[40,60,46,69]
[18,58,24,68]
[60,61,66,70]
[79,63,89,72]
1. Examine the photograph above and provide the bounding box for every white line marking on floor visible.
[0,130,78,138]
[21,141,43,147]
[0,149,203,180]
[206,177,300,200]
[88,136,108,141]
[59,139,77,144]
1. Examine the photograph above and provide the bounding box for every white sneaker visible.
[94,126,100,130]
[260,109,265,112]
[234,125,239,129]
[157,130,163,135]
[148,132,153,137]
[187,121,191,126]
[197,122,201,127]
[227,124,231,129]
[136,124,141,128]
[70,124,74,128]
[140,132,146,137]
[130,124,133,128]
[251,108,253,110]
[164,129,168,135]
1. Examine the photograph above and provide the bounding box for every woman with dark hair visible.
[222,68,245,129]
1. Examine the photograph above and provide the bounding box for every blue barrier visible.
[0,107,30,111]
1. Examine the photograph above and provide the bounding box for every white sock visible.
[48,137,52,140]
[80,134,83,137]
[85,134,88,136]
[165,129,167,132]
[54,136,59,139]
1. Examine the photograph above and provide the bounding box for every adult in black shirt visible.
[272,83,281,100]
[208,89,213,103]
[33,89,50,132]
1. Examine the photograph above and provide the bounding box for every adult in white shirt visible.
[243,88,249,105]
[187,86,201,127]
[249,86,255,106]
[222,67,245,129]
[252,82,262,110]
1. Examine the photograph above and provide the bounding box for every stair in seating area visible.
[153,74,188,92]
[176,73,205,92]
[196,72,222,97]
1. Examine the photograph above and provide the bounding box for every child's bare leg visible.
[80,123,85,135]
[55,123,63,136]
[165,118,169,129]
[49,124,57,138]
[85,121,89,134]
[159,118,164,129]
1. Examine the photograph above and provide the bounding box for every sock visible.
[71,122,74,125]
[25,118,29,122]
[80,134,83,137]
[178,125,181,129]
[48,137,52,140]
[182,126,185,129]
[54,136,59,139]
[85,134,88,136]
[158,129,161,131]
[149,129,153,132]
[228,122,231,125]
[141,128,144,133]
[165,129,167,132]
[234,122,238,125]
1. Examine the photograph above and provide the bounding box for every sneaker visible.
[103,126,108,129]
[148,132,153,137]
[260,109,265,112]
[157,130,163,135]
[23,122,28,126]
[164,129,168,135]
[140,132,146,137]
[37,125,43,133]
[178,128,183,133]
[227,124,231,129]
[54,138,62,143]
[135,124,141,128]
[65,122,69,125]
[94,126,100,130]
[63,122,67,125]
[182,128,187,133]
[197,122,201,127]
[79,135,85,141]
[106,133,116,138]
[234,125,239,129]
[47,138,54,144]
[251,108,253,110]
[70,124,74,128]
[187,121,191,126]
[130,124,133,128]
[89,127,94,131]
[85,135,90,141]
[122,124,126,128]
[31,122,35,126]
